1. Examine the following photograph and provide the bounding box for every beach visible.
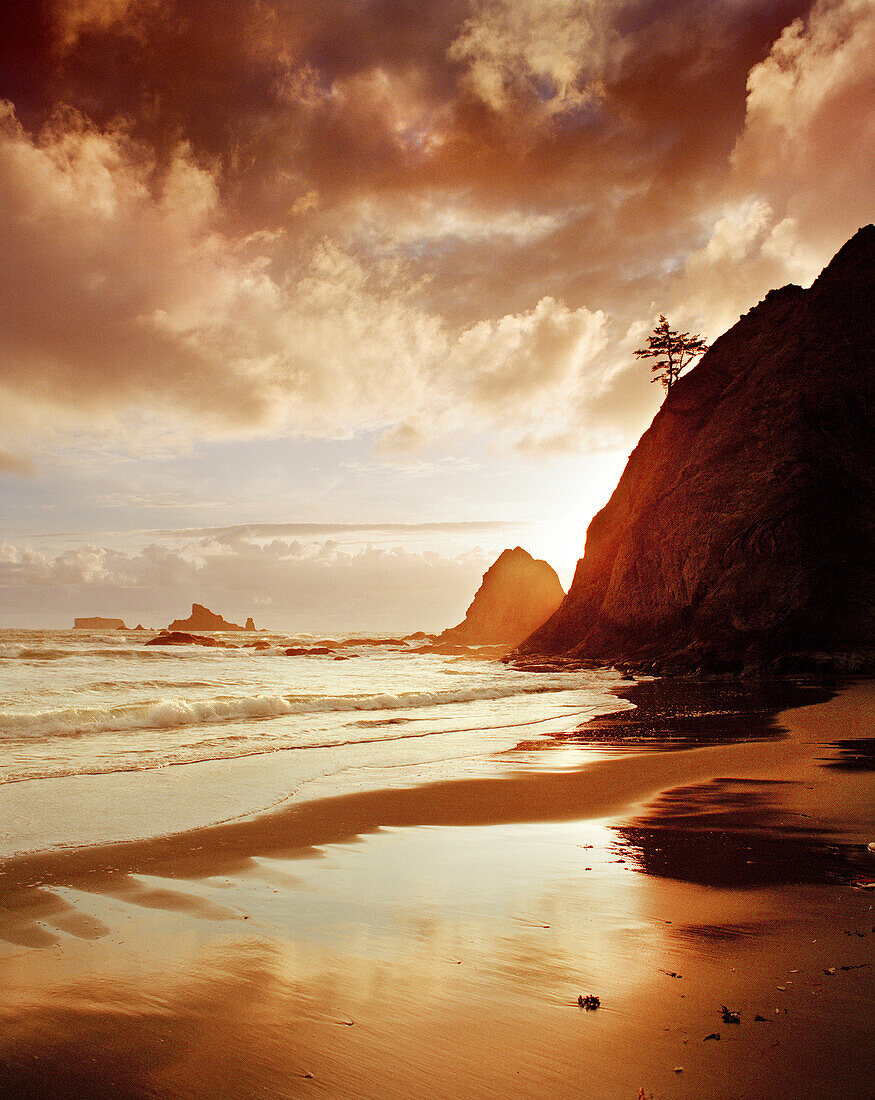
[0,638,872,1099]
[4,5,873,1097]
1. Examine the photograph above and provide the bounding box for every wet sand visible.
[0,678,872,1098]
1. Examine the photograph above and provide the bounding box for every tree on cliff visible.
[635,316,709,393]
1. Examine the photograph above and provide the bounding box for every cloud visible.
[448,0,615,115]
[732,0,875,250]
[2,0,870,464]
[153,520,514,540]
[0,102,278,429]
[53,0,162,51]
[449,296,609,419]
[0,449,35,476]
[0,534,492,631]
[0,100,624,447]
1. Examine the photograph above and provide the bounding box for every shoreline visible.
[0,677,872,1098]
[0,675,860,893]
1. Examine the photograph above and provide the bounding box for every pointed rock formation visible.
[439,547,565,646]
[167,603,245,632]
[519,226,875,674]
[245,617,256,631]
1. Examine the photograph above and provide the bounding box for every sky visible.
[0,0,872,630]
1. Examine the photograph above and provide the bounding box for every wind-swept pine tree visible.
[634,315,709,393]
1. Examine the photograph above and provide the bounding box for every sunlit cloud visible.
[1,0,871,614]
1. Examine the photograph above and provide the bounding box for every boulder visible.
[439,547,565,646]
[146,631,237,648]
[518,226,875,674]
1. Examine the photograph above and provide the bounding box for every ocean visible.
[0,629,631,858]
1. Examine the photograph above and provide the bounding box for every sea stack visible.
[245,617,256,631]
[518,226,875,674]
[73,617,127,630]
[167,603,246,631]
[439,547,564,646]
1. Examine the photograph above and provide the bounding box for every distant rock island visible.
[167,604,256,632]
[73,617,127,630]
[519,226,875,675]
[439,547,565,646]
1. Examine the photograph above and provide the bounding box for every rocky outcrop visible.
[74,617,127,630]
[167,604,246,632]
[245,617,256,631]
[439,547,565,646]
[146,631,237,648]
[518,226,875,675]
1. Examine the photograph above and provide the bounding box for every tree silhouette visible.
[634,315,709,393]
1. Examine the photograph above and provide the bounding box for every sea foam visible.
[1,676,590,740]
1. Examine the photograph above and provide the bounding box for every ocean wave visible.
[0,646,253,661]
[0,698,619,787]
[0,676,591,740]
[0,647,72,660]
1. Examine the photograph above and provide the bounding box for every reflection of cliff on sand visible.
[4,680,872,952]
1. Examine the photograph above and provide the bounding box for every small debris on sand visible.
[578,994,600,1010]
[721,1006,741,1024]
[703,1033,720,1042]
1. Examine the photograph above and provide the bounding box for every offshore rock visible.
[167,603,245,632]
[518,226,875,674]
[73,617,127,630]
[439,547,564,647]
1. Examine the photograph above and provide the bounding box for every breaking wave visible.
[2,676,589,741]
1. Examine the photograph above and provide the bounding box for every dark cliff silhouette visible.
[167,604,254,632]
[518,226,875,674]
[439,547,564,646]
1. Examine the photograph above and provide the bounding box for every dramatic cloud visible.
[733,0,875,248]
[448,0,616,115]
[0,0,870,460]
